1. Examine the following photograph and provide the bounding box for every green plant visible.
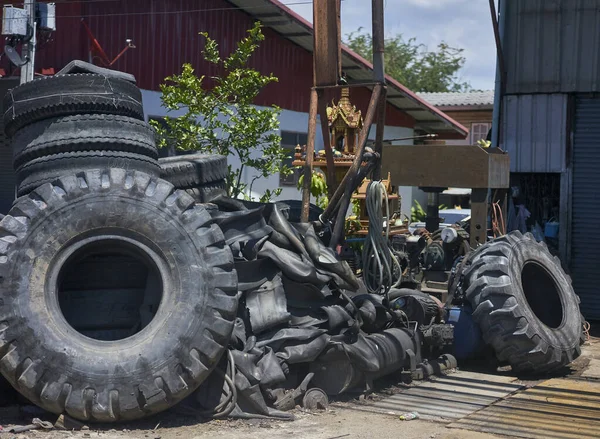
[410,200,448,222]
[477,139,491,148]
[297,169,329,209]
[152,22,291,201]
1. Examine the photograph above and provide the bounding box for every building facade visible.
[418,91,494,145]
[0,0,466,217]
[497,0,600,320]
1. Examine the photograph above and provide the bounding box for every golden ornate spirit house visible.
[327,87,363,155]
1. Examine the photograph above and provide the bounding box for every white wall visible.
[142,89,416,208]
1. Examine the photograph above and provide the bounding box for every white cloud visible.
[287,0,496,90]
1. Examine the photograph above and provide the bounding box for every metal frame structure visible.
[301,0,387,250]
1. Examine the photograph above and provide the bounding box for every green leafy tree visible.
[152,22,291,201]
[346,28,470,92]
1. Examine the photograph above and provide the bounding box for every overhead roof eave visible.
[226,0,468,138]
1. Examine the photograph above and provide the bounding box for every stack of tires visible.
[5,74,161,197]
[0,73,237,422]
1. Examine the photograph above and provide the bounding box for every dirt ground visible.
[9,407,503,439]
[4,332,599,439]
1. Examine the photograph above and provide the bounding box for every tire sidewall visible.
[508,239,581,350]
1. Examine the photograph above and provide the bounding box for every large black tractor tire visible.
[159,153,228,187]
[12,114,158,169]
[3,74,144,137]
[15,151,161,197]
[0,169,238,421]
[462,231,584,373]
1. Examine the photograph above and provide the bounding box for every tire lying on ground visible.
[159,153,228,203]
[11,114,158,169]
[3,74,144,137]
[15,151,161,197]
[0,169,238,421]
[159,153,228,187]
[462,231,584,373]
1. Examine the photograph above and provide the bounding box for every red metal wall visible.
[0,0,414,128]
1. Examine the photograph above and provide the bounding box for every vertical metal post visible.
[371,0,386,181]
[301,88,319,222]
[470,188,488,248]
[318,89,337,198]
[330,84,383,248]
[372,0,385,83]
[372,88,387,181]
[20,0,36,84]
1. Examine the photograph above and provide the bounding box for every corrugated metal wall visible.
[571,96,600,320]
[0,0,414,128]
[501,94,567,172]
[504,0,600,94]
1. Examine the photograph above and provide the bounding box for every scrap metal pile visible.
[0,65,586,423]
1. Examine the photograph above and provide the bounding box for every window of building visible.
[470,122,492,144]
[280,131,308,186]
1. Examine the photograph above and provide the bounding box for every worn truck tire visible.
[159,154,228,187]
[15,151,161,197]
[3,74,144,136]
[12,114,158,169]
[462,231,584,373]
[0,169,238,421]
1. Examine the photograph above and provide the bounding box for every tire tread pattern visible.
[0,169,237,421]
[462,231,583,373]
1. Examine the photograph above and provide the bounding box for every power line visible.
[1,1,314,20]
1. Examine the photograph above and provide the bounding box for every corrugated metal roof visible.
[416,91,495,108]
[449,378,600,439]
[504,0,600,94]
[355,370,522,422]
[227,0,468,137]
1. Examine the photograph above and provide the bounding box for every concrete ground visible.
[4,333,599,439]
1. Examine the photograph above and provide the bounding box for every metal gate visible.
[572,97,600,320]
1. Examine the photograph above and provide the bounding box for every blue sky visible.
[287,0,496,91]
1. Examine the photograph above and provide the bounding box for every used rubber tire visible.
[15,151,161,197]
[3,74,144,137]
[462,231,584,373]
[12,114,158,169]
[159,153,228,187]
[185,180,227,203]
[0,169,238,421]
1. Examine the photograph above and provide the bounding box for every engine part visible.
[272,373,314,411]
[441,227,459,244]
[462,231,584,373]
[413,354,457,380]
[3,74,144,136]
[0,169,238,421]
[302,388,328,411]
[310,352,362,396]
[447,306,484,360]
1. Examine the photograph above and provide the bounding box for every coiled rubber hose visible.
[361,181,402,296]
